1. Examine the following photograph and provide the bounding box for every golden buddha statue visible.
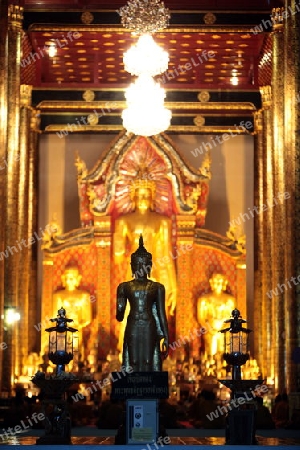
[113,179,177,317]
[52,263,92,358]
[197,273,235,357]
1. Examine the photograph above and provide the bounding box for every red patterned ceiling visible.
[22,0,283,91]
[27,29,265,88]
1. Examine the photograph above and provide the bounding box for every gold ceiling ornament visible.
[198,91,210,102]
[82,90,95,102]
[203,12,216,25]
[81,11,94,24]
[118,0,170,35]
[193,115,206,127]
[87,113,99,125]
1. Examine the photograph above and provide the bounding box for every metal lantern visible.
[220,308,251,380]
[45,308,78,375]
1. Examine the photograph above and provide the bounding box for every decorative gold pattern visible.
[81,11,94,25]
[8,5,23,30]
[199,152,212,180]
[20,84,32,107]
[30,110,41,132]
[82,90,95,102]
[259,85,272,108]
[37,100,256,112]
[193,115,206,127]
[198,91,210,102]
[253,110,263,133]
[87,113,99,125]
[204,13,216,25]
[272,7,284,30]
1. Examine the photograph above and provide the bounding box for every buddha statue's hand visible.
[160,337,169,360]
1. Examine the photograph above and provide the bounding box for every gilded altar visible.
[41,132,246,370]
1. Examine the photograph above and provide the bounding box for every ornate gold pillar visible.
[271,15,286,392]
[0,0,8,392]
[95,219,112,359]
[175,215,196,353]
[16,86,40,369]
[16,85,32,377]
[2,3,23,392]
[284,0,300,392]
[253,110,264,372]
[259,86,275,385]
[28,108,41,353]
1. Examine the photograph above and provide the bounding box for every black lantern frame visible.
[45,308,78,375]
[220,308,251,380]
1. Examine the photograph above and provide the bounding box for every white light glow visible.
[122,74,171,136]
[123,34,169,77]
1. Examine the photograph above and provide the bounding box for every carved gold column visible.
[284,0,300,392]
[0,0,8,392]
[271,14,286,392]
[175,216,196,354]
[253,110,264,371]
[95,219,112,358]
[27,108,40,353]
[16,85,32,377]
[259,86,275,384]
[2,3,23,392]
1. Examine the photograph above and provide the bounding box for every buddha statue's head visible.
[61,262,82,291]
[209,273,228,295]
[58,307,67,317]
[130,177,156,214]
[131,235,152,277]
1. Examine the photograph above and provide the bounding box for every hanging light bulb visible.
[123,34,169,77]
[122,74,171,136]
[119,0,171,136]
[45,41,57,58]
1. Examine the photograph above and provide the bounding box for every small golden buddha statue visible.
[197,273,235,356]
[52,263,92,358]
